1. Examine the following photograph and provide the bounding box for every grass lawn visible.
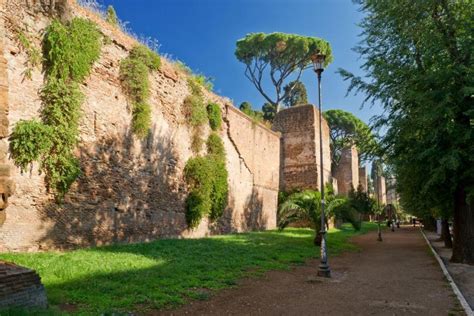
[0,222,377,315]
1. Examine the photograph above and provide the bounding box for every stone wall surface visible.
[375,176,387,205]
[0,261,47,309]
[272,104,331,192]
[358,167,368,192]
[334,145,359,195]
[386,178,398,205]
[0,0,279,251]
[0,0,14,232]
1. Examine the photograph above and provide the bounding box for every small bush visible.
[129,45,161,70]
[40,78,83,129]
[331,199,361,231]
[43,18,101,81]
[9,120,53,172]
[184,157,214,227]
[191,129,204,154]
[207,103,222,131]
[206,132,225,159]
[187,77,203,97]
[183,95,208,127]
[192,74,213,91]
[185,134,228,228]
[132,102,152,138]
[120,58,150,102]
[184,157,213,190]
[120,45,160,138]
[209,160,228,220]
[106,5,119,26]
[42,153,81,199]
[185,191,211,229]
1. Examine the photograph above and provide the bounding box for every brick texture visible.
[0,261,47,309]
[0,0,279,251]
[0,0,14,229]
[375,175,387,205]
[358,166,368,192]
[334,146,359,196]
[272,104,331,192]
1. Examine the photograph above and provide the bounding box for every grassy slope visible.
[0,222,377,315]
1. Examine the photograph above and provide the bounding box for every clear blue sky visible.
[99,0,382,125]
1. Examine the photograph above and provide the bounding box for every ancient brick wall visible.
[386,178,398,205]
[358,166,368,192]
[0,0,279,251]
[0,261,47,309]
[375,176,387,205]
[334,146,359,195]
[272,104,331,192]
[0,0,14,231]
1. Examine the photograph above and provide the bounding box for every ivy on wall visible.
[9,18,102,200]
[183,77,208,154]
[120,45,161,138]
[184,100,229,228]
[15,29,41,80]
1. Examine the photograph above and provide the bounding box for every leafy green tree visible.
[239,102,264,122]
[340,0,473,263]
[323,109,378,173]
[283,80,308,107]
[348,184,374,216]
[235,32,332,112]
[262,102,276,122]
[239,101,252,114]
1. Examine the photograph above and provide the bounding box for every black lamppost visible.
[312,53,331,278]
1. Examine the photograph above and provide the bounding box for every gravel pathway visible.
[162,226,460,315]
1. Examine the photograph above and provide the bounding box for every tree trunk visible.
[451,184,474,264]
[441,218,452,249]
[423,216,437,231]
[314,232,322,246]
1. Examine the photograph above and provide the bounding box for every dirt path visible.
[163,226,459,315]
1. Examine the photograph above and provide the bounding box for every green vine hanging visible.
[120,45,161,138]
[184,102,228,228]
[9,18,102,200]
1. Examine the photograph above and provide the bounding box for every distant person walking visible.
[412,217,416,227]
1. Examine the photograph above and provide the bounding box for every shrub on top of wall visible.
[120,45,161,138]
[207,103,222,131]
[128,45,161,70]
[106,5,119,26]
[9,18,102,199]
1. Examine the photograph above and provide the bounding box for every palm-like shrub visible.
[278,190,324,245]
[278,189,361,245]
[278,190,321,230]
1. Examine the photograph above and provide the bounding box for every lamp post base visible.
[317,264,331,278]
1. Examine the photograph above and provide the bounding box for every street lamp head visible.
[311,53,326,74]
